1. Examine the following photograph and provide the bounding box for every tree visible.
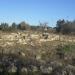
[56,19,65,33]
[39,22,48,32]
[11,22,17,30]
[56,19,74,34]
[62,21,71,34]
[0,23,9,31]
[18,21,30,30]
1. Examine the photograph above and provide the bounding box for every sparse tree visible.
[11,22,17,30]
[56,19,75,34]
[0,23,9,31]
[18,21,30,30]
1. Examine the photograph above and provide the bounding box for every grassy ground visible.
[0,31,75,74]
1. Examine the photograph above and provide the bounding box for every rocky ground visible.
[0,54,75,75]
[0,31,75,75]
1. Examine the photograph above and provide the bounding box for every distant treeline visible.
[0,21,30,31]
[0,21,53,32]
[56,19,75,34]
[0,19,75,34]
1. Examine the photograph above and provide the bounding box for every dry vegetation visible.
[0,30,75,75]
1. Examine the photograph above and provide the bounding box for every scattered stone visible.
[7,63,17,73]
[40,65,53,74]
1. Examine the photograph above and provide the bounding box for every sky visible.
[0,0,75,27]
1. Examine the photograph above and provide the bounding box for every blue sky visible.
[0,0,75,27]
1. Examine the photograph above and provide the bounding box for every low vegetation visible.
[0,19,75,75]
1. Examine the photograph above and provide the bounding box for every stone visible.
[8,63,17,73]
[40,65,53,74]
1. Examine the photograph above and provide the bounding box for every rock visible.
[40,65,53,74]
[50,61,63,68]
[7,63,17,73]
[51,66,64,75]
[21,67,28,72]
[65,65,75,75]
[31,66,38,72]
